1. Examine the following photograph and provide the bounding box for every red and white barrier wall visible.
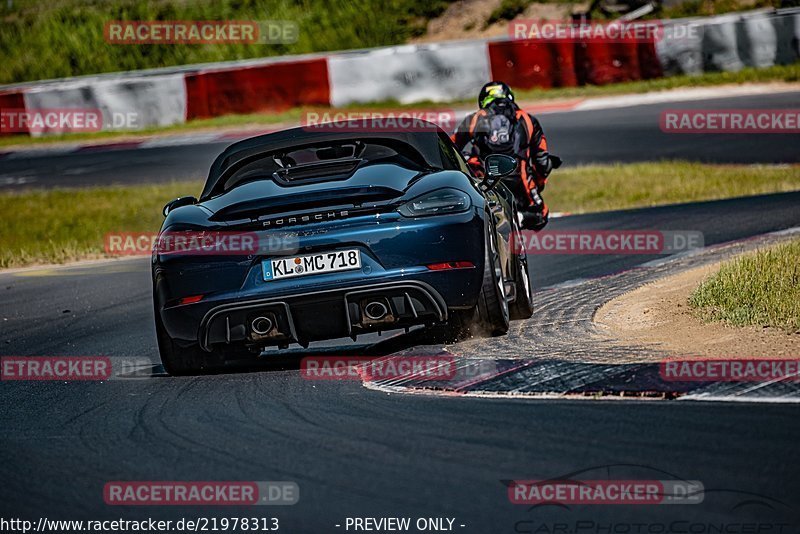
[328,41,491,106]
[185,57,330,120]
[1,8,798,136]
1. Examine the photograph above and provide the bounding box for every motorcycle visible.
[466,148,562,231]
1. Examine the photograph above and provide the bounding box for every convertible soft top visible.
[200,121,457,200]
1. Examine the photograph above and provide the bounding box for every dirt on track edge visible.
[594,260,800,359]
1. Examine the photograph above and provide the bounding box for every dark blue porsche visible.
[152,121,533,374]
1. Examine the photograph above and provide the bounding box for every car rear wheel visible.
[442,216,510,339]
[154,304,225,376]
[473,220,510,335]
[510,251,534,320]
[423,216,511,342]
[449,213,510,337]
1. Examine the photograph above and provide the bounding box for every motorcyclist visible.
[452,81,560,231]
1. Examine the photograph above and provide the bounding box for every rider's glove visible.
[534,151,553,178]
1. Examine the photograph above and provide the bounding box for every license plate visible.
[263,249,362,281]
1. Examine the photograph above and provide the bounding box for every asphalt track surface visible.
[1,91,799,191]
[2,190,800,531]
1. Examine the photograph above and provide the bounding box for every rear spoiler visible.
[200,121,454,200]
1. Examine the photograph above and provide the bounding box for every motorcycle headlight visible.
[397,188,472,217]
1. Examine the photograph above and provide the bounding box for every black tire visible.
[509,251,534,320]
[154,305,224,376]
[439,216,509,339]
[473,222,510,336]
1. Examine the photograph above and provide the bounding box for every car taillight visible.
[426,261,474,271]
[397,188,471,217]
[178,295,204,305]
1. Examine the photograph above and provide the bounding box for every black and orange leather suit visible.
[452,107,553,225]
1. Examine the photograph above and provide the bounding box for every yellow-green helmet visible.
[478,81,515,109]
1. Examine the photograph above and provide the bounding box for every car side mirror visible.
[163,196,197,217]
[479,154,518,192]
[484,154,518,178]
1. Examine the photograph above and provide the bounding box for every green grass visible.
[655,0,797,19]
[2,161,799,269]
[0,0,450,84]
[689,239,800,332]
[486,0,530,26]
[486,0,578,26]
[0,181,202,268]
[546,161,800,214]
[2,63,798,150]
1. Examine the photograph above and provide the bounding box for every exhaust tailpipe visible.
[251,316,274,335]
[363,300,389,321]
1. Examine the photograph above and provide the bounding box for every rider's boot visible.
[520,188,549,231]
